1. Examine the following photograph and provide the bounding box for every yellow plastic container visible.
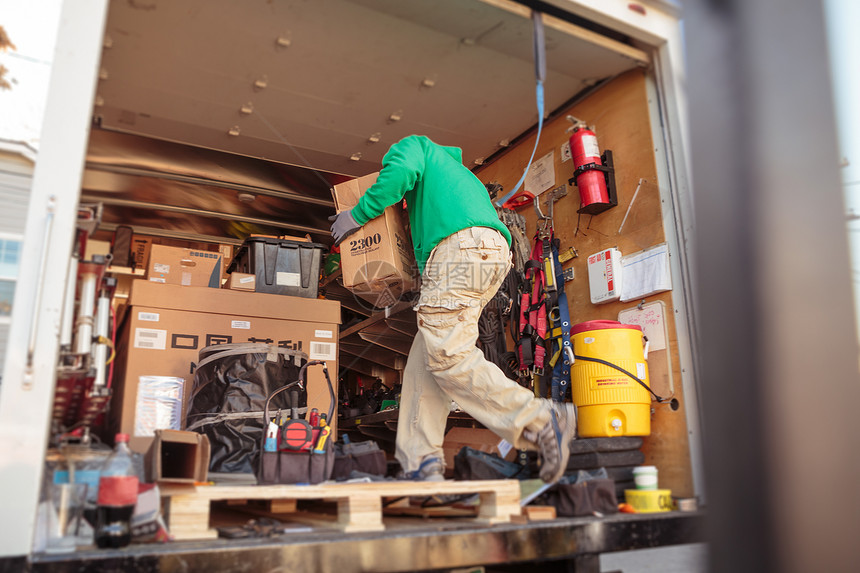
[624,489,674,513]
[571,320,651,437]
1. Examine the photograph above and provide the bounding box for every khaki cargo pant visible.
[395,227,551,473]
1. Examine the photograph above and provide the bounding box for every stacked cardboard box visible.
[111,281,340,453]
[146,245,223,288]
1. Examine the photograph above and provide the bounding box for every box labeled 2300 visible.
[331,173,417,308]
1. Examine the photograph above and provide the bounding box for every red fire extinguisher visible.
[568,117,617,215]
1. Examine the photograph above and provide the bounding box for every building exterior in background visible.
[0,139,32,376]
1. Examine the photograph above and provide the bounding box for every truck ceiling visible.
[86,0,646,242]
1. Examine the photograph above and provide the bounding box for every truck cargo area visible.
[0,0,713,571]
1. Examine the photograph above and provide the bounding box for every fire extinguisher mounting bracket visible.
[568,149,619,216]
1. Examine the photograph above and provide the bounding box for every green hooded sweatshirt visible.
[351,135,512,273]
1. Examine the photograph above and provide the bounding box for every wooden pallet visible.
[161,479,521,540]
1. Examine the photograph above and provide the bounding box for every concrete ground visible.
[600,543,709,572]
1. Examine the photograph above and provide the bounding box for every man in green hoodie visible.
[330,135,576,483]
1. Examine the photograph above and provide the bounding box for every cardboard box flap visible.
[331,173,379,211]
[127,281,341,324]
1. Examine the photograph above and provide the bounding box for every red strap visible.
[502,189,536,210]
[527,237,547,371]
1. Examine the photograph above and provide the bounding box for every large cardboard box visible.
[112,281,340,453]
[332,173,417,308]
[146,244,222,288]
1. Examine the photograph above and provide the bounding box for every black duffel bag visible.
[186,343,307,474]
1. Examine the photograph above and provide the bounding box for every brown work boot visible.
[524,402,578,483]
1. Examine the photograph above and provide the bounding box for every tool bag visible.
[535,470,619,517]
[546,478,618,517]
[186,343,307,474]
[257,360,335,485]
[332,439,387,479]
[453,446,530,481]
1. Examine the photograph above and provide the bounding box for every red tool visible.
[279,390,314,451]
[280,420,313,451]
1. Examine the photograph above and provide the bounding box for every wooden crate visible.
[161,479,522,540]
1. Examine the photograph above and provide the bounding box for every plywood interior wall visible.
[477,69,693,497]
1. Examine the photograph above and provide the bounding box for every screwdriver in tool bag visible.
[264,420,278,452]
[266,409,282,452]
[313,419,331,454]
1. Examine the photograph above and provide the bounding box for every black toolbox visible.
[227,236,326,298]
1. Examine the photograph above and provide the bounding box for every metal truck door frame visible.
[0,0,109,558]
[530,0,706,500]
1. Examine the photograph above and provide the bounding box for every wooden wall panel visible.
[477,69,694,497]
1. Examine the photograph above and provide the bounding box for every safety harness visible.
[545,237,573,402]
[516,239,548,377]
[515,204,573,402]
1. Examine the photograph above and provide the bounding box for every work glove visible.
[328,210,361,246]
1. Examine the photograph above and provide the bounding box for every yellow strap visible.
[549,347,561,368]
[544,258,555,290]
[547,326,563,339]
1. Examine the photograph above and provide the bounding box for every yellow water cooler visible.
[570,320,652,437]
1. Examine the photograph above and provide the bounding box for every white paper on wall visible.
[620,243,672,302]
[524,150,555,195]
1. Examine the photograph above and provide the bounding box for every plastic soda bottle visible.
[94,433,139,548]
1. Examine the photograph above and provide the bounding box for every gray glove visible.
[329,210,361,246]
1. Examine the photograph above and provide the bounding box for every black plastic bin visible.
[227,236,326,298]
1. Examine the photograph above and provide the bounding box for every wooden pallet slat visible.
[162,479,521,540]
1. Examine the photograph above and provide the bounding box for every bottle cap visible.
[115,433,130,443]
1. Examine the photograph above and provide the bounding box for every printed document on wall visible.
[620,243,672,302]
[524,150,555,195]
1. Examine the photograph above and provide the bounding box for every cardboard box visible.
[145,429,210,484]
[84,239,112,261]
[146,244,222,288]
[224,272,256,292]
[332,173,417,308]
[112,281,341,453]
[218,244,234,284]
[132,236,153,271]
[442,427,517,477]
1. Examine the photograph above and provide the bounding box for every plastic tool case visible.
[227,236,326,298]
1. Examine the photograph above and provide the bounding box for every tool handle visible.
[262,379,302,428]
[290,390,299,420]
[313,426,331,454]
